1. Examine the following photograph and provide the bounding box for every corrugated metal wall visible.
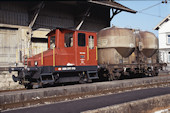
[0,2,29,26]
[0,1,110,31]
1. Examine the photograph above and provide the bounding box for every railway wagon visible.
[9,27,165,89]
[98,27,165,81]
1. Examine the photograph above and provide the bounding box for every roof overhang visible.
[154,14,170,30]
[88,0,137,14]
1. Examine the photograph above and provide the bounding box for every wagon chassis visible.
[98,63,166,81]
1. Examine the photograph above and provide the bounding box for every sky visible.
[111,0,170,37]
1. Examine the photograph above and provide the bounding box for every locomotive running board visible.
[87,71,98,79]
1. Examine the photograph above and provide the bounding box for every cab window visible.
[64,33,73,47]
[50,36,55,49]
[78,33,86,47]
[89,35,94,49]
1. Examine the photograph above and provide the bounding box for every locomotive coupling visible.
[9,66,40,83]
[9,67,24,73]
[9,67,39,73]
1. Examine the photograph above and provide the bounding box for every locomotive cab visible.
[45,28,98,68]
[10,28,98,88]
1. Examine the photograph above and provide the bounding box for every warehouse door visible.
[0,28,18,67]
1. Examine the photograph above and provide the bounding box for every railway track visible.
[0,74,169,93]
[1,75,170,110]
[0,88,26,93]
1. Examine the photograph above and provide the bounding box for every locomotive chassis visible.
[10,65,98,88]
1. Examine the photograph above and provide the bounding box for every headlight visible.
[34,61,38,66]
[15,63,18,66]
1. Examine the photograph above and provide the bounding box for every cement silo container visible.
[139,31,158,58]
[98,27,135,55]
[97,27,136,65]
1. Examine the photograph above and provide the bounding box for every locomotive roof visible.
[46,27,97,36]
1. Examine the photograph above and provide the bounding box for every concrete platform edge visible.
[82,94,170,113]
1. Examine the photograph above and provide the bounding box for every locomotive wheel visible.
[79,79,85,84]
[25,84,33,89]
[79,72,88,84]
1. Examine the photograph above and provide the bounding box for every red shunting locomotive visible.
[10,28,98,88]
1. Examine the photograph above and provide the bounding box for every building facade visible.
[154,15,170,65]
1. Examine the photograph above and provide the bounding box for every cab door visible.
[76,31,97,66]
[76,32,87,66]
[86,33,97,66]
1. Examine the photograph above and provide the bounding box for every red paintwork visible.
[27,28,98,67]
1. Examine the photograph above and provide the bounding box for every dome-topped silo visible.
[138,31,158,58]
[97,27,135,58]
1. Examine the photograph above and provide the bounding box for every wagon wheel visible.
[99,68,109,81]
[107,68,114,81]
[108,73,115,81]
[154,69,159,76]
[155,72,158,76]
[115,72,121,80]
[108,72,121,81]
[151,70,158,77]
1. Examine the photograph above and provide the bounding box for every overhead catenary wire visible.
[137,1,164,18]
[138,12,164,18]
[138,2,161,13]
[115,0,168,18]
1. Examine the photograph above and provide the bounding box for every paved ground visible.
[2,87,170,113]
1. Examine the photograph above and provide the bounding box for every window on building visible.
[167,35,170,44]
[89,35,94,49]
[78,33,86,47]
[64,33,73,47]
[168,52,170,63]
[50,36,55,49]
